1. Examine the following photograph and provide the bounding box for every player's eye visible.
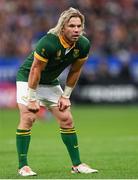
[69,24,75,28]
[77,25,81,28]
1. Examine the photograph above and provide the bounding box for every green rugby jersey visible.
[16,33,90,85]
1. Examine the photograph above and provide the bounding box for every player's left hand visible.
[58,96,71,111]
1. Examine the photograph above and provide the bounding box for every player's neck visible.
[61,35,74,47]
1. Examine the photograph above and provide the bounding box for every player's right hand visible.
[58,96,71,111]
[27,100,40,113]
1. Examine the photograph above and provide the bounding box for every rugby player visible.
[16,7,98,176]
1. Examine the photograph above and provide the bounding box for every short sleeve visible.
[34,35,50,62]
[78,36,91,61]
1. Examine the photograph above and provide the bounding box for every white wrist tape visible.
[28,88,37,101]
[62,86,73,98]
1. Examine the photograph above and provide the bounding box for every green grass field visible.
[0,105,138,179]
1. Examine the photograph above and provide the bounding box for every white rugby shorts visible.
[16,81,63,107]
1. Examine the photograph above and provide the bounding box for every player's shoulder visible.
[46,33,58,40]
[77,35,91,51]
[39,33,58,44]
[36,33,58,52]
[78,35,90,46]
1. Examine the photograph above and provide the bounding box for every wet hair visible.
[48,7,85,35]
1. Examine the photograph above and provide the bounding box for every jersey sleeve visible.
[34,35,51,63]
[78,36,91,62]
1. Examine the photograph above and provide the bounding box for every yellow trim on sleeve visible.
[78,56,88,61]
[34,51,48,62]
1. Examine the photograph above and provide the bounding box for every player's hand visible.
[27,100,40,113]
[58,96,71,111]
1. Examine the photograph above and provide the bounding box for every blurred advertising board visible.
[0,82,16,108]
[0,57,20,82]
[0,57,19,108]
[73,84,138,104]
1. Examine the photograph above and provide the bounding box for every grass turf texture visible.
[0,105,138,179]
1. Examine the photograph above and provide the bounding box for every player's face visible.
[62,17,82,44]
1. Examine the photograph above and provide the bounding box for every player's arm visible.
[67,57,87,86]
[27,52,48,113]
[63,56,88,98]
[28,55,48,89]
[58,57,87,111]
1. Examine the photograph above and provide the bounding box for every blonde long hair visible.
[48,7,85,35]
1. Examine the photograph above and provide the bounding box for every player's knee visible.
[60,112,73,128]
[22,112,36,127]
[64,121,73,128]
[27,114,36,124]
[60,111,72,121]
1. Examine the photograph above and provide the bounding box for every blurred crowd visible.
[0,0,138,83]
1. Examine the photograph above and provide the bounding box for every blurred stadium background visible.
[0,0,138,106]
[0,0,138,178]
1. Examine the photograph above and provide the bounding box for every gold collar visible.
[59,35,75,49]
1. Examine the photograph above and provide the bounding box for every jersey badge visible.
[73,49,79,58]
[41,48,46,56]
[55,50,61,60]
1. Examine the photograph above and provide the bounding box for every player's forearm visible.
[28,66,41,89]
[27,58,47,101]
[62,69,81,99]
[28,57,46,89]
[27,66,41,101]
[66,57,86,87]
[66,68,81,87]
